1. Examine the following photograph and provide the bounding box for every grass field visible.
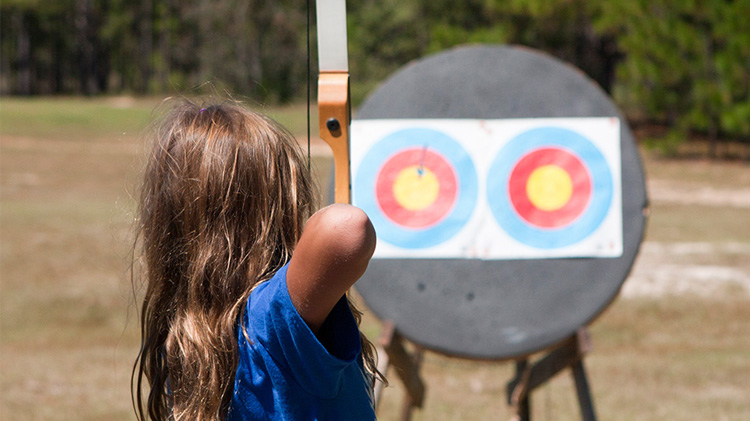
[1,97,748,420]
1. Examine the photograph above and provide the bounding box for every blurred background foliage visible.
[2,0,749,154]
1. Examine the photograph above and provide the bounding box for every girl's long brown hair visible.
[132,100,379,421]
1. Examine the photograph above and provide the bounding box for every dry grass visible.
[1,97,748,420]
[1,103,144,419]
[367,295,750,420]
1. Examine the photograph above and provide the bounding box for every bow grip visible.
[318,72,351,204]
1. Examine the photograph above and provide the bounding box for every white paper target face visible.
[350,118,622,260]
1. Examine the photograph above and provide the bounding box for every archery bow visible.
[316,0,351,204]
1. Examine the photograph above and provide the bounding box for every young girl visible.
[132,100,380,420]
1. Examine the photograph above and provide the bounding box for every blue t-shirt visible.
[227,264,376,420]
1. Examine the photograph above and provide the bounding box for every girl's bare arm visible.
[286,204,376,334]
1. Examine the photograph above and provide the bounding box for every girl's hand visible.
[286,204,376,334]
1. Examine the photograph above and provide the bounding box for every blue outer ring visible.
[487,127,614,249]
[354,128,478,249]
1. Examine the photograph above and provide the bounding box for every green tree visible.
[597,0,750,154]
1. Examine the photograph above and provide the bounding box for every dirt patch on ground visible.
[648,179,750,208]
[623,241,750,297]
[624,174,750,298]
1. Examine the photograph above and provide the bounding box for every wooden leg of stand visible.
[507,359,531,421]
[399,346,424,421]
[376,321,426,421]
[571,359,597,421]
[519,396,530,421]
[571,328,597,421]
[506,328,596,421]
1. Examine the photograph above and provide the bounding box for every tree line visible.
[1,0,308,102]
[2,0,749,147]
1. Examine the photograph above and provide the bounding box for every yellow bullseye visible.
[526,165,573,211]
[393,165,440,210]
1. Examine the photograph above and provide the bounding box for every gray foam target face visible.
[352,45,647,360]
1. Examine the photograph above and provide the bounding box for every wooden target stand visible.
[372,321,426,420]
[505,329,596,421]
[371,323,597,420]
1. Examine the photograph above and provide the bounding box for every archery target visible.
[487,127,614,249]
[352,45,647,361]
[353,127,478,250]
[351,117,622,259]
